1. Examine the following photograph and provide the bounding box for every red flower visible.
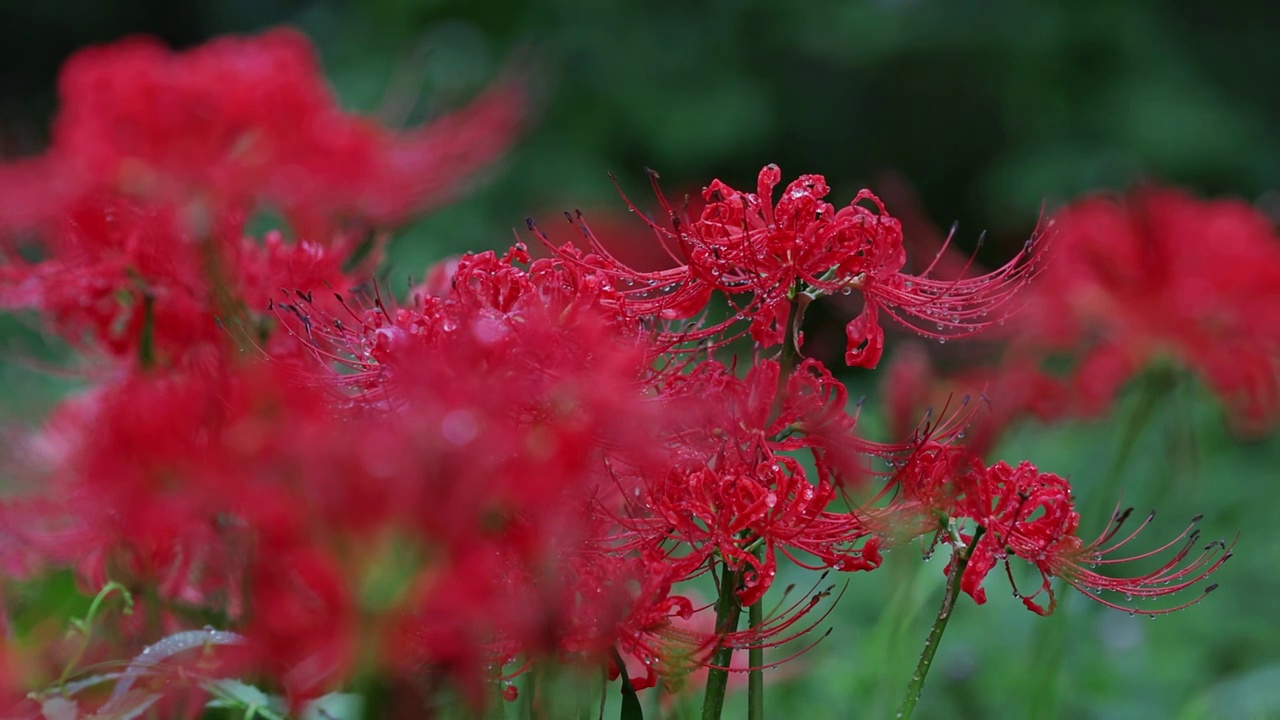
[0,193,366,368]
[610,360,880,614]
[1017,187,1280,431]
[2,265,677,699]
[947,460,1230,616]
[246,544,356,704]
[0,28,524,236]
[531,165,1038,368]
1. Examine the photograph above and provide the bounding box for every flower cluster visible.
[880,442,1231,616]
[885,186,1280,450]
[0,27,1232,719]
[0,28,523,238]
[1020,187,1280,431]
[530,165,1038,368]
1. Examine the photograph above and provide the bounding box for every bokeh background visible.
[2,1,1277,718]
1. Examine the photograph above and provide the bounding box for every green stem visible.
[1105,369,1167,487]
[748,597,763,720]
[609,645,644,720]
[897,526,985,720]
[523,668,537,720]
[768,293,808,424]
[703,288,804,720]
[1024,370,1169,717]
[868,548,926,713]
[747,292,807,718]
[700,561,744,720]
[138,292,155,369]
[58,581,132,690]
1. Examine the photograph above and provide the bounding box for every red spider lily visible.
[292,245,876,673]
[274,245,651,405]
[950,461,1232,615]
[607,360,881,611]
[0,28,524,237]
[1009,505,1232,617]
[600,558,705,692]
[0,24,522,373]
[530,164,1039,368]
[245,543,356,702]
[878,441,987,535]
[626,452,875,607]
[1,278,673,702]
[0,30,1240,707]
[0,195,220,362]
[1016,187,1280,431]
[604,566,844,693]
[863,441,1231,617]
[0,193,367,368]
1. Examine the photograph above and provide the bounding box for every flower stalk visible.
[748,590,764,720]
[897,526,986,720]
[701,561,744,720]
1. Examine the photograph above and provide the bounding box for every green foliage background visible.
[2,1,1278,718]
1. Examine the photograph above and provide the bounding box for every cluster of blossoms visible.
[0,28,1232,719]
[885,186,1280,454]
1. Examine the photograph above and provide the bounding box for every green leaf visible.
[1179,664,1280,720]
[203,679,286,720]
[301,692,364,720]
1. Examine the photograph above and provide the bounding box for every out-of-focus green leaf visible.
[1178,664,1280,720]
[301,693,364,720]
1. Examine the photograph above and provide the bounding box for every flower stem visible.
[769,292,808,422]
[700,560,744,720]
[748,596,763,720]
[897,526,985,720]
[610,645,644,720]
[1025,369,1169,717]
[721,290,802,720]
[58,581,132,690]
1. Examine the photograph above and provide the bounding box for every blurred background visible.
[2,1,1277,718]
